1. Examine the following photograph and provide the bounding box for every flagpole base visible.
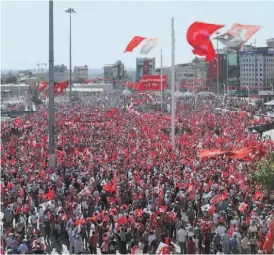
[48,153,56,171]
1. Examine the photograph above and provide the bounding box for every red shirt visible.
[88,235,98,247]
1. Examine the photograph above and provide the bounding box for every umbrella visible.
[183,92,195,98]
[197,92,216,98]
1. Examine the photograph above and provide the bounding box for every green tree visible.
[5,76,17,84]
[251,153,274,199]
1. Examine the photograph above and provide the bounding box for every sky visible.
[1,0,274,71]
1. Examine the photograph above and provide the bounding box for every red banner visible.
[143,60,150,75]
[208,54,223,78]
[136,75,167,91]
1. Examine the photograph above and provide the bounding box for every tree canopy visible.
[251,152,274,193]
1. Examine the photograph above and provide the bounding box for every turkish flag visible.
[186,22,224,62]
[15,118,24,126]
[124,36,146,53]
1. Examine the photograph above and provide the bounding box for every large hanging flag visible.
[140,38,159,55]
[186,22,224,62]
[136,75,167,91]
[124,36,146,53]
[216,23,261,49]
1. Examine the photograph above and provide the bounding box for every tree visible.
[5,76,17,84]
[251,152,274,199]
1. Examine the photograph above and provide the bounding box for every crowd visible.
[1,91,274,254]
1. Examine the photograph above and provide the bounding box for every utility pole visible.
[65,7,76,104]
[48,0,55,170]
[216,31,220,95]
[160,49,163,108]
[171,18,175,148]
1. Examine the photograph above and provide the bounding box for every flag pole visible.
[171,18,175,148]
[160,49,163,108]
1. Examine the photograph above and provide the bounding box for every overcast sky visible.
[1,0,274,70]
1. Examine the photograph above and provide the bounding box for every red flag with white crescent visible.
[124,36,146,53]
[186,22,224,62]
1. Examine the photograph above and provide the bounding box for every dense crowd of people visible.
[1,91,274,254]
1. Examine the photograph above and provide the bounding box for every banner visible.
[216,23,261,49]
[143,60,150,75]
[136,75,167,91]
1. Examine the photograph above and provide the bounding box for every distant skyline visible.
[1,1,274,70]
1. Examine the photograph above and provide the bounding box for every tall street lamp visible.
[215,31,220,95]
[48,0,55,170]
[65,7,76,104]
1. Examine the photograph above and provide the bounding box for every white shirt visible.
[177,229,187,242]
[148,234,156,245]
[216,225,226,236]
[213,213,220,224]
[39,207,44,217]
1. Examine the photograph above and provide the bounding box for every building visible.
[74,65,88,82]
[43,64,68,82]
[208,49,240,91]
[157,58,208,88]
[239,46,274,87]
[266,38,274,48]
[136,58,155,82]
[103,60,125,80]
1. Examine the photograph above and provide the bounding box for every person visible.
[177,226,187,254]
[43,217,51,243]
[231,234,240,254]
[187,236,196,254]
[216,222,226,236]
[241,234,250,254]
[109,237,117,254]
[250,233,257,254]
[30,211,38,230]
[119,228,127,254]
[222,230,230,254]
[73,234,83,254]
[88,231,98,254]
[203,226,211,254]
[213,232,222,253]
[18,239,29,254]
[101,238,109,254]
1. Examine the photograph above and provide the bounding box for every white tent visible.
[264,100,274,106]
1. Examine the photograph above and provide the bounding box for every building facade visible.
[239,46,274,87]
[266,38,274,48]
[103,60,125,80]
[43,64,68,82]
[136,58,155,82]
[159,59,207,88]
[208,50,240,90]
[73,65,88,82]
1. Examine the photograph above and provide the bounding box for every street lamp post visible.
[48,0,55,170]
[160,49,163,108]
[171,18,175,148]
[245,85,250,98]
[65,7,76,104]
[270,83,273,94]
[216,31,220,95]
